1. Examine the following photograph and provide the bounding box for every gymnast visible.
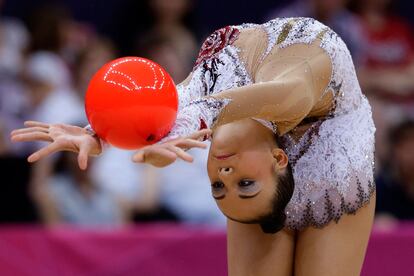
[11,17,376,276]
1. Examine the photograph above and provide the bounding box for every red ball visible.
[85,57,178,149]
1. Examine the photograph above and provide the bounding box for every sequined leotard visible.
[161,17,376,230]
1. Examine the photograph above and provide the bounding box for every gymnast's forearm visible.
[161,51,327,139]
[209,40,333,134]
[213,78,315,134]
[162,77,315,140]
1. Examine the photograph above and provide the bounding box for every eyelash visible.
[238,180,255,187]
[211,180,255,190]
[212,181,224,189]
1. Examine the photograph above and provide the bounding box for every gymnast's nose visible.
[218,167,233,175]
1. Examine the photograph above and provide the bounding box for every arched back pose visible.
[12,17,376,276]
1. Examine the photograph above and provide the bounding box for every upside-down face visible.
[207,118,290,224]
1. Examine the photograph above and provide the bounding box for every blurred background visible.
[0,0,414,275]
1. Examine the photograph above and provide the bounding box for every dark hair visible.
[257,163,294,234]
[228,135,295,234]
[257,135,295,233]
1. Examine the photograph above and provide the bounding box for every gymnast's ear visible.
[272,148,288,171]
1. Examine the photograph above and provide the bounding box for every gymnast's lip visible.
[214,153,236,160]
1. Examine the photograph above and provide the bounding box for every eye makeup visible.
[211,179,261,200]
[238,179,260,195]
[211,181,226,199]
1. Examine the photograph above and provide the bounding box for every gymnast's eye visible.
[211,181,225,199]
[212,181,224,190]
[238,180,255,188]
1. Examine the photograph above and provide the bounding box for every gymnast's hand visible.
[10,121,102,170]
[132,129,212,168]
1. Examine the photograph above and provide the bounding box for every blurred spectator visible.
[376,121,414,222]
[91,137,224,227]
[77,37,179,223]
[91,139,225,227]
[132,165,179,223]
[91,148,142,206]
[26,1,101,86]
[26,3,95,68]
[0,76,30,155]
[33,151,128,227]
[158,143,226,226]
[93,144,225,226]
[136,0,198,82]
[267,0,366,64]
[137,33,187,82]
[0,0,38,223]
[74,36,117,97]
[92,148,179,224]
[23,4,90,227]
[24,51,84,124]
[351,0,414,167]
[24,3,85,124]
[26,4,68,53]
[0,0,30,155]
[60,19,96,69]
[0,1,28,76]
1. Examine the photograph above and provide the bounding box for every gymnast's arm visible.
[162,40,333,139]
[213,41,333,135]
[133,42,333,167]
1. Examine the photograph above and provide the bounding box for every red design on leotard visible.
[194,26,240,68]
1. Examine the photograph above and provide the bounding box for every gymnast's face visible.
[207,118,289,223]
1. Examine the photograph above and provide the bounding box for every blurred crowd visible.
[0,0,224,228]
[0,0,413,229]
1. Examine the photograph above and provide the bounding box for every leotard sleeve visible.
[159,26,242,142]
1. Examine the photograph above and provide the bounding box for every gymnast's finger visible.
[132,147,176,163]
[24,121,50,128]
[187,129,212,141]
[131,148,147,163]
[11,127,49,136]
[132,147,172,162]
[11,132,53,143]
[175,139,208,149]
[27,142,62,163]
[166,145,193,162]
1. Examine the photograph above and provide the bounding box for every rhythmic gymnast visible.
[11,17,376,276]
